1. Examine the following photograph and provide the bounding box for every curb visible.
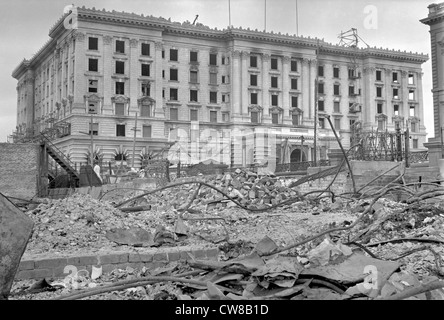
[15,246,220,280]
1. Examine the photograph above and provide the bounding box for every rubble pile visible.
[25,194,161,254]
[141,168,299,212]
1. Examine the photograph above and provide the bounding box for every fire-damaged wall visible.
[0,143,40,199]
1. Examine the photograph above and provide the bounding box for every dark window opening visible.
[250,56,257,68]
[251,92,258,105]
[209,53,217,66]
[318,100,324,112]
[271,58,278,70]
[88,37,98,50]
[115,61,124,74]
[190,90,198,102]
[141,64,150,76]
[250,74,257,86]
[271,95,278,106]
[210,91,217,104]
[334,84,340,95]
[170,88,178,101]
[377,103,383,114]
[333,66,340,78]
[115,82,124,95]
[141,43,150,56]
[170,68,178,81]
[291,96,298,108]
[116,124,125,136]
[115,40,125,54]
[291,78,298,90]
[318,65,324,77]
[376,70,382,81]
[170,49,178,61]
[190,51,198,62]
[291,60,297,72]
[271,77,278,88]
[88,58,98,72]
[88,80,98,93]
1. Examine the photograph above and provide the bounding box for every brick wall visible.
[0,143,39,199]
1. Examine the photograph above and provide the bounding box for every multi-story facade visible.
[422,2,444,166]
[12,7,428,171]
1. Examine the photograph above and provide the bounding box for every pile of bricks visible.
[145,168,299,212]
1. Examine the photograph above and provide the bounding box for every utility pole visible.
[131,112,139,168]
[89,113,94,167]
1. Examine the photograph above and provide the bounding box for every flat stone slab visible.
[0,193,34,299]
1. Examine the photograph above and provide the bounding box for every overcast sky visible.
[0,0,435,142]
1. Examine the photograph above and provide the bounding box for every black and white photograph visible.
[1,0,444,307]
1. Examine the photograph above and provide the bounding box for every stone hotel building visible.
[12,7,429,170]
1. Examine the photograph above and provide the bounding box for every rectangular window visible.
[377,103,383,114]
[115,61,124,74]
[271,57,278,70]
[140,104,152,117]
[350,119,356,128]
[394,104,399,116]
[141,43,150,56]
[170,107,178,120]
[170,68,178,81]
[190,90,198,102]
[376,70,382,81]
[115,103,125,115]
[319,117,325,129]
[89,122,98,135]
[250,74,258,86]
[334,118,341,130]
[251,111,259,123]
[222,94,228,103]
[271,94,278,106]
[291,78,298,90]
[318,100,324,111]
[116,124,125,136]
[409,89,415,100]
[318,82,324,94]
[411,122,417,133]
[334,101,340,113]
[291,60,297,72]
[393,88,399,99]
[210,72,217,85]
[115,40,125,54]
[410,105,415,117]
[88,103,98,114]
[190,109,198,121]
[209,53,217,66]
[221,75,227,84]
[348,68,357,79]
[210,91,217,104]
[318,65,324,77]
[210,110,217,123]
[88,80,98,93]
[190,70,198,83]
[376,87,382,97]
[222,113,229,122]
[413,138,418,149]
[250,55,257,68]
[291,96,298,108]
[141,83,150,96]
[378,120,384,131]
[349,85,355,96]
[88,37,98,50]
[162,50,165,59]
[141,64,150,76]
[251,92,258,105]
[115,82,124,95]
[334,84,340,95]
[170,88,178,101]
[408,73,414,85]
[292,113,299,126]
[221,56,226,65]
[88,58,98,72]
[271,77,278,88]
[392,72,398,83]
[170,49,178,61]
[142,125,152,138]
[272,113,279,124]
[333,66,340,78]
[190,51,198,62]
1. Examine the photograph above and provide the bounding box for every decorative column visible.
[261,53,270,123]
[309,59,317,120]
[72,31,85,110]
[417,72,425,133]
[301,58,310,122]
[362,66,376,131]
[154,41,165,119]
[241,51,249,116]
[103,35,113,112]
[129,38,139,115]
[231,50,241,118]
[282,56,290,125]
[399,69,408,122]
